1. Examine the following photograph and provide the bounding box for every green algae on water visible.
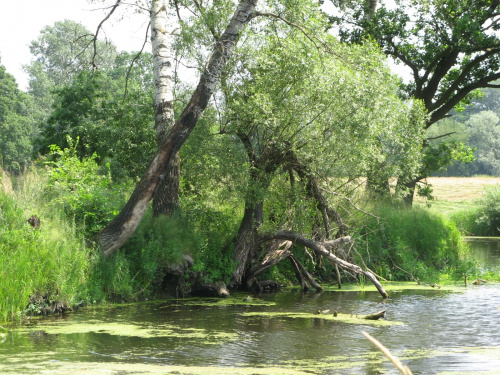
[242,311,402,326]
[321,281,463,293]
[174,296,276,307]
[0,360,314,375]
[16,320,238,341]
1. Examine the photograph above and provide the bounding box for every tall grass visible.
[449,185,500,236]
[0,186,92,322]
[353,204,471,281]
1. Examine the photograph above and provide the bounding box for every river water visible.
[1,242,499,374]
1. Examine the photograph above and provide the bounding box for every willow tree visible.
[217,11,426,288]
[330,0,500,203]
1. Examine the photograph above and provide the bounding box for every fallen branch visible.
[265,231,389,298]
[290,254,323,291]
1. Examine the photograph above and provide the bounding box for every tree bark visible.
[401,178,417,206]
[150,0,179,217]
[153,153,180,216]
[289,254,323,291]
[246,240,292,281]
[291,157,348,237]
[99,0,259,256]
[231,202,265,285]
[289,255,308,290]
[231,139,291,285]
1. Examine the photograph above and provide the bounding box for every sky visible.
[0,0,150,91]
[0,0,410,91]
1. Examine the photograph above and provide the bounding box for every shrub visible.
[449,185,500,237]
[474,185,500,236]
[42,139,129,237]
[353,204,470,281]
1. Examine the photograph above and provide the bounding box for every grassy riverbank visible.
[1,169,498,323]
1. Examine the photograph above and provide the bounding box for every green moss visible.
[242,311,402,326]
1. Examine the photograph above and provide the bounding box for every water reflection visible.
[2,285,500,374]
[466,236,500,269]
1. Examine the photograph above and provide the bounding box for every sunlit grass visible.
[0,169,94,323]
[414,177,500,215]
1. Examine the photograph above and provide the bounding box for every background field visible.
[414,177,500,214]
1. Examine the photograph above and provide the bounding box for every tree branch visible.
[263,230,389,298]
[425,131,455,142]
[123,21,151,100]
[92,0,122,69]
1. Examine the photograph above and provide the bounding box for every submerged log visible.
[362,310,386,320]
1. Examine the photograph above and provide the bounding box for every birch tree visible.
[98,0,259,256]
[149,0,179,216]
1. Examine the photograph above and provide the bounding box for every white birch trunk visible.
[151,0,175,141]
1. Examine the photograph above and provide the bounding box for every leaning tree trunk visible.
[99,0,259,257]
[153,153,180,216]
[150,0,179,217]
[231,139,292,286]
[231,202,265,286]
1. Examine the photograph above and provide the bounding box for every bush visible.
[449,185,500,236]
[474,185,500,236]
[353,204,470,281]
[85,201,241,301]
[42,139,129,237]
[449,206,487,236]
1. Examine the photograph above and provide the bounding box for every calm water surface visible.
[1,241,499,374]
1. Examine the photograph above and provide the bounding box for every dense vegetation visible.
[1,0,500,322]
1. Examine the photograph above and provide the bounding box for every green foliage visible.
[25,20,119,139]
[467,111,500,176]
[353,204,470,281]
[422,141,475,177]
[473,185,500,236]
[0,64,33,172]
[86,202,241,301]
[37,57,156,181]
[332,0,500,180]
[184,202,241,283]
[448,206,488,236]
[42,139,129,237]
[27,20,117,88]
[0,191,91,322]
